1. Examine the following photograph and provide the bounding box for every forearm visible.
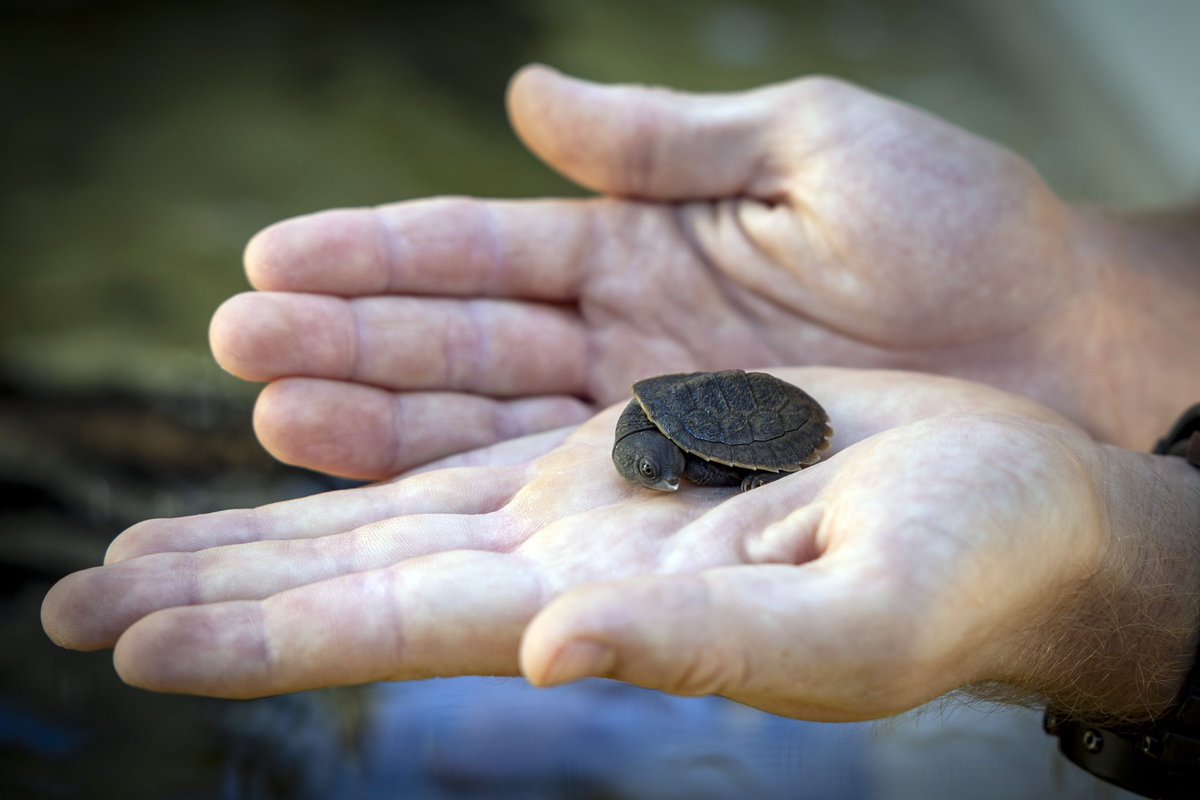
[1073,205,1200,449]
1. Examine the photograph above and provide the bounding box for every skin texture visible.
[41,66,1200,722]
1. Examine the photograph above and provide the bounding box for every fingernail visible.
[540,641,616,686]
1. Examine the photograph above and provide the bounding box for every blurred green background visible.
[1,1,1194,798]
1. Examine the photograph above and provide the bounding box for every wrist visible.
[1100,444,1200,721]
[1044,407,1200,797]
[1033,442,1200,724]
[1069,207,1200,448]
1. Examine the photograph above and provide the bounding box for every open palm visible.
[210,66,1111,481]
[42,369,1118,719]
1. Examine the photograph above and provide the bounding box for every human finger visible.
[398,426,575,476]
[104,460,533,563]
[508,64,807,200]
[253,378,593,479]
[520,562,964,722]
[111,551,542,697]
[243,197,599,299]
[46,507,530,651]
[210,293,589,397]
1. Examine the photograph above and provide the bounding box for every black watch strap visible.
[1155,404,1200,464]
[1045,403,1200,799]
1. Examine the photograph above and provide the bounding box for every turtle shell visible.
[632,370,831,472]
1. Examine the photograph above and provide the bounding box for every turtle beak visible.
[651,477,680,492]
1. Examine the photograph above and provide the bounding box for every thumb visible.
[519,564,948,722]
[506,64,788,201]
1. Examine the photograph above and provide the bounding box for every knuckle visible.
[666,642,750,697]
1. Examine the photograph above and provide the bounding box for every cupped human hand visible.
[46,368,1191,723]
[208,65,1168,483]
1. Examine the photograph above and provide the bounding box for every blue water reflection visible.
[218,678,869,799]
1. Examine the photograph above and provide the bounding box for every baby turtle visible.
[612,370,832,492]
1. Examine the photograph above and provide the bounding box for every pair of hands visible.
[41,66,1200,722]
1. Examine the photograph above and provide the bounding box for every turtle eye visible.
[639,459,657,479]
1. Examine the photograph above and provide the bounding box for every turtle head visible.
[612,429,685,492]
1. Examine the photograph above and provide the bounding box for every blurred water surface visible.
[0,1,1138,798]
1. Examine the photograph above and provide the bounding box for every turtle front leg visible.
[739,471,790,492]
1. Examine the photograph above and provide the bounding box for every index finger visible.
[244,197,599,301]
